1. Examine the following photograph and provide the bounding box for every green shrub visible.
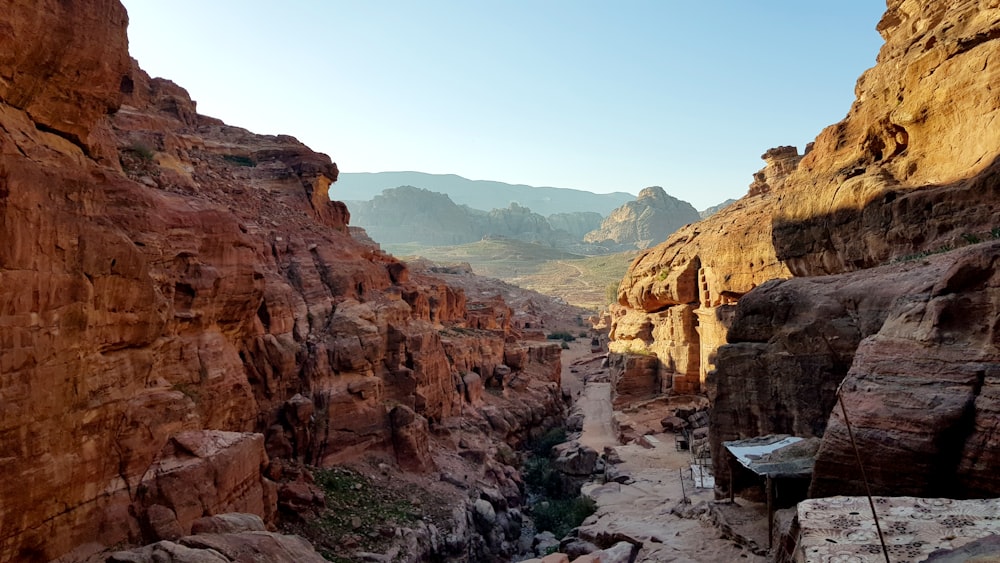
[531,496,597,538]
[495,443,518,466]
[605,282,620,304]
[128,142,155,161]
[547,331,576,342]
[523,457,562,498]
[528,427,567,456]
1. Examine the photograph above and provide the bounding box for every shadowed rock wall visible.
[609,0,1000,498]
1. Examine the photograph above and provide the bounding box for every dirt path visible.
[555,260,589,288]
[580,438,766,563]
[577,382,617,452]
[559,342,767,563]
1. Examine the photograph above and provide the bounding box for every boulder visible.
[190,513,266,535]
[463,371,484,404]
[144,505,183,542]
[532,531,560,556]
[472,498,496,528]
[659,416,687,432]
[135,431,276,536]
[551,442,600,476]
[389,405,436,473]
[277,481,325,519]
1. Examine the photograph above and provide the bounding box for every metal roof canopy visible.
[723,434,815,479]
[723,433,818,550]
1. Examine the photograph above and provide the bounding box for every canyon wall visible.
[610,0,1000,496]
[0,3,566,561]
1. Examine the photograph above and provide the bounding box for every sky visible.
[121,1,886,210]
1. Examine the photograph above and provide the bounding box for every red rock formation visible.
[608,353,661,408]
[810,243,1000,499]
[609,0,1000,499]
[0,3,568,560]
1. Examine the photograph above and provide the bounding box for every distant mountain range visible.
[346,186,603,250]
[333,171,635,216]
[338,172,736,257]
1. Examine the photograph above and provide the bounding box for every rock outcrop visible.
[547,211,604,240]
[584,186,700,251]
[698,198,737,219]
[109,513,327,563]
[348,186,602,249]
[609,0,1000,499]
[347,186,481,245]
[0,3,569,561]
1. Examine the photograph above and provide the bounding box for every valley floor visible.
[558,340,767,563]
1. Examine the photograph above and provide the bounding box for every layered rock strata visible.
[609,0,1000,498]
[0,3,569,560]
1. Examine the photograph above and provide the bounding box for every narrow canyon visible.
[2,1,1000,562]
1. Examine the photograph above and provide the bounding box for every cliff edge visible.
[0,3,570,561]
[610,0,1000,497]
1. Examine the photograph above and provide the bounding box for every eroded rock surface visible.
[607,0,1000,499]
[0,2,574,560]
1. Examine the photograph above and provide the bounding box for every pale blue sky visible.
[122,1,885,210]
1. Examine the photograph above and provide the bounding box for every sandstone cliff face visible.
[712,242,1000,500]
[584,186,700,251]
[810,242,1000,499]
[0,4,565,561]
[610,0,1000,497]
[546,211,604,239]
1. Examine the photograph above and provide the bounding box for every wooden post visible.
[728,453,735,504]
[767,475,774,550]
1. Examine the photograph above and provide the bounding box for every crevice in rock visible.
[949,27,1000,59]
[33,120,91,158]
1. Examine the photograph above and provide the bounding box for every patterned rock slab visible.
[794,496,1000,563]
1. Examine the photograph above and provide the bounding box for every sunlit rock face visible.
[0,2,567,561]
[584,185,700,251]
[610,0,1000,496]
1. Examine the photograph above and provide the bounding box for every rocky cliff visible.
[0,3,568,561]
[546,211,604,240]
[347,186,481,245]
[584,186,701,251]
[349,187,599,249]
[610,0,1000,498]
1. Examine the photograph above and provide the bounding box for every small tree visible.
[605,281,620,304]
